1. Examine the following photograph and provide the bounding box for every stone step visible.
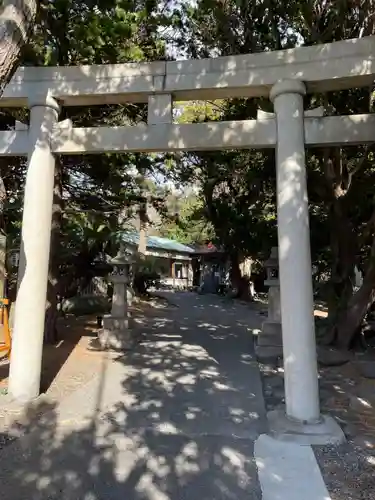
[257,333,282,347]
[255,345,283,364]
[261,321,282,337]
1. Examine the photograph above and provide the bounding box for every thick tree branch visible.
[0,0,38,96]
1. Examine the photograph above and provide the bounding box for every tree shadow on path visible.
[0,292,265,500]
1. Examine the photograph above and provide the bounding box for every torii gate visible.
[2,35,375,443]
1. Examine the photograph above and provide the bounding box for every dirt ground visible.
[0,297,167,441]
[0,316,105,397]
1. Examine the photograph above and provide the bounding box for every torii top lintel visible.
[1,36,374,107]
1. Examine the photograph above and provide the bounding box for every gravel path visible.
[314,444,375,500]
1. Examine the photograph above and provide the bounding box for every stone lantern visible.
[257,247,283,352]
[98,248,134,350]
[122,241,136,306]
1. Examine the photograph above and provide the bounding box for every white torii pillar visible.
[8,94,60,402]
[271,79,320,423]
[268,80,344,444]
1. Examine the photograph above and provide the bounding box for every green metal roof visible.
[122,232,195,254]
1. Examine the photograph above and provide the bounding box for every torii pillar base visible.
[267,408,345,445]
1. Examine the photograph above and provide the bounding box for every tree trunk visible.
[229,253,240,285]
[229,253,251,299]
[327,197,356,319]
[335,236,375,349]
[44,157,63,343]
[320,147,357,344]
[0,0,38,95]
[0,1,38,317]
[138,199,147,257]
[0,168,6,298]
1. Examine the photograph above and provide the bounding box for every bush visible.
[62,295,111,316]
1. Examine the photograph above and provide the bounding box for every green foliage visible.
[25,0,171,66]
[159,194,215,245]
[169,97,278,260]
[171,0,375,342]
[1,0,179,308]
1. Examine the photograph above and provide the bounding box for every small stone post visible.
[98,249,134,351]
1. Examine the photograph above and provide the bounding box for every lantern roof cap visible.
[110,249,133,266]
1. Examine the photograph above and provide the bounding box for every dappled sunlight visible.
[283,352,296,365]
[0,292,265,499]
[255,435,333,500]
[98,292,266,443]
[212,381,235,391]
[355,397,372,410]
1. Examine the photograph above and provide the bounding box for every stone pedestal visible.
[268,408,345,445]
[100,316,132,350]
[259,288,282,347]
[97,251,134,351]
